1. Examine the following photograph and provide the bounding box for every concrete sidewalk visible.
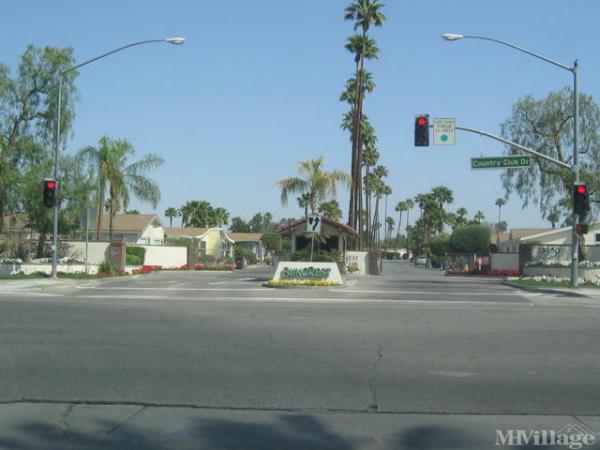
[2,402,600,450]
[505,280,600,299]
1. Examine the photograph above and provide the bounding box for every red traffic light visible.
[577,185,587,195]
[417,117,427,126]
[45,180,56,189]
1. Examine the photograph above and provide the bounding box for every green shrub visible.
[126,246,145,263]
[126,254,142,265]
[198,254,216,264]
[429,234,450,257]
[260,233,282,251]
[233,245,258,265]
[99,260,118,274]
[449,225,491,254]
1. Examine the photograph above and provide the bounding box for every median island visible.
[265,261,344,287]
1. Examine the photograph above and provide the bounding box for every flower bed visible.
[194,264,234,271]
[265,280,341,287]
[446,268,520,277]
[525,260,600,268]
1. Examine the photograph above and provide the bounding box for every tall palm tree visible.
[404,198,415,252]
[344,0,385,232]
[278,156,350,214]
[385,216,395,240]
[180,200,213,227]
[297,193,311,219]
[211,207,230,227]
[80,136,163,240]
[395,201,407,239]
[494,198,507,242]
[473,210,486,224]
[432,186,454,206]
[165,207,178,228]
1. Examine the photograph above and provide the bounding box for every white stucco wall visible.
[138,245,186,267]
[345,251,368,275]
[66,241,110,265]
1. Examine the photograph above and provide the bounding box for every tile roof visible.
[164,227,208,237]
[280,216,358,237]
[97,214,160,232]
[227,232,263,242]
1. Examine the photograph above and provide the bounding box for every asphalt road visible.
[2,262,600,449]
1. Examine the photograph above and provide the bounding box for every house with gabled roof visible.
[164,227,234,260]
[227,232,265,261]
[84,214,165,245]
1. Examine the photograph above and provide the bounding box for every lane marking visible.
[75,286,267,292]
[72,294,531,305]
[332,289,522,297]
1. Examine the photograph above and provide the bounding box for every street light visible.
[51,37,186,279]
[442,33,580,287]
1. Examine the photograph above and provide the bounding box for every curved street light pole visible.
[442,33,580,287]
[51,37,186,279]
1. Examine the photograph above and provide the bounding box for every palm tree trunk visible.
[396,211,402,239]
[497,206,501,244]
[95,182,104,241]
[169,217,173,228]
[371,196,379,250]
[364,165,370,246]
[406,208,410,255]
[109,205,114,241]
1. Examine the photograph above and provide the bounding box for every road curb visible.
[503,281,587,297]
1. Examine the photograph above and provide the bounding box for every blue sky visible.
[3,0,600,229]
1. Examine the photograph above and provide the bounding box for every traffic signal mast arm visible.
[437,124,572,170]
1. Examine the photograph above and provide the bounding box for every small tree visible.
[449,225,491,254]
[260,232,282,252]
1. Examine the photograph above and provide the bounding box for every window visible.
[595,233,600,243]
[200,241,207,256]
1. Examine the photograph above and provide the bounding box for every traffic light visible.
[573,182,590,217]
[43,179,57,208]
[414,114,429,147]
[575,223,589,235]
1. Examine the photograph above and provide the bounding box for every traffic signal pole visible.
[441,34,581,287]
[51,74,62,280]
[570,61,580,288]
[437,122,580,286]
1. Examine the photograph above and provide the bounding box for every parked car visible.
[415,255,428,266]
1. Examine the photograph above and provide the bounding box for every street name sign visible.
[307,214,321,233]
[471,156,531,170]
[433,118,455,145]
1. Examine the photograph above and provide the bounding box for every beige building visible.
[497,228,552,253]
[2,214,35,240]
[280,216,358,253]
